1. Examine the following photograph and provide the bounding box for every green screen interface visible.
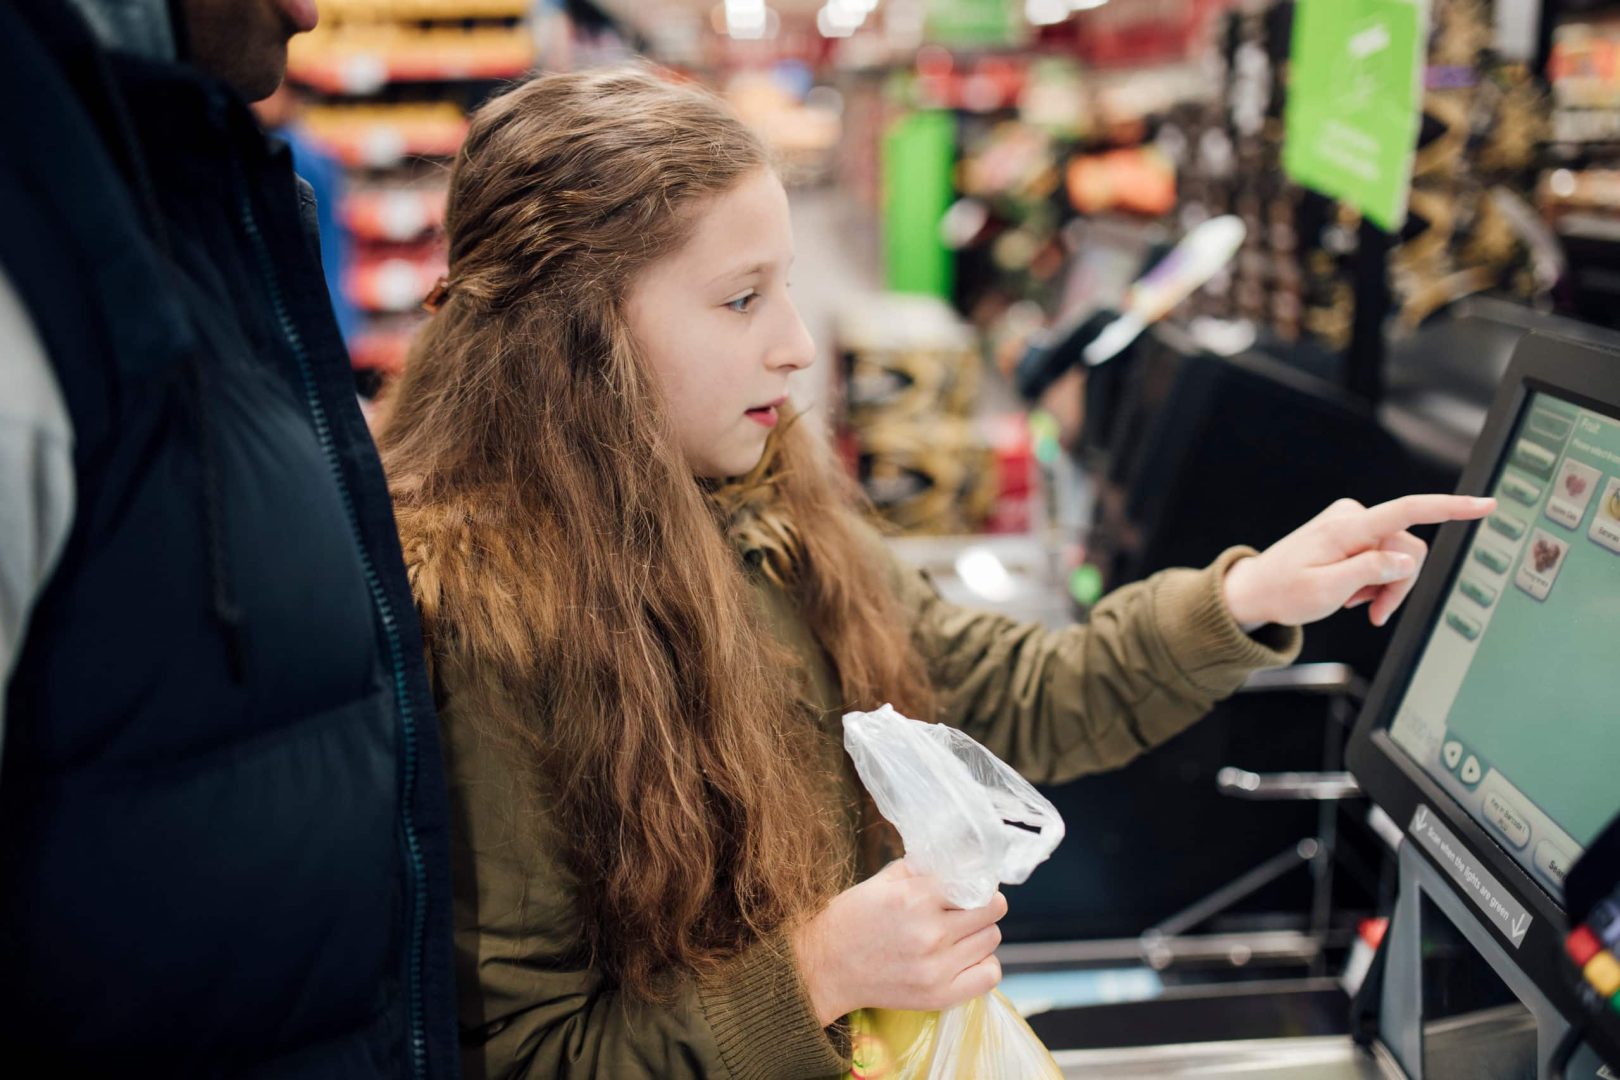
[1389,391,1620,898]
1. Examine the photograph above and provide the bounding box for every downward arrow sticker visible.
[1406,803,1534,949]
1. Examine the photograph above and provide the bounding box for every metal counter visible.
[1053,1035,1400,1078]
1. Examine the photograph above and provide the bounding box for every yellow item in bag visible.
[845,991,1063,1079]
[840,707,1068,1078]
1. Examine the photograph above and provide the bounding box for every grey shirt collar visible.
[65,0,176,62]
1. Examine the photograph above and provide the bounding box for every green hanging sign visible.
[1283,0,1428,232]
[924,0,1022,48]
[883,110,956,298]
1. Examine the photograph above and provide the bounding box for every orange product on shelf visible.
[343,186,448,243]
[349,325,420,376]
[1550,20,1620,110]
[300,103,469,168]
[1065,146,1176,217]
[288,24,535,94]
[345,243,448,314]
[318,0,530,20]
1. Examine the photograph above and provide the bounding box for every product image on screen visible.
[1389,391,1620,898]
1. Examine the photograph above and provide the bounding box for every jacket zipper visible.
[237,191,430,1079]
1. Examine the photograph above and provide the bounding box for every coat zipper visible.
[237,191,430,1079]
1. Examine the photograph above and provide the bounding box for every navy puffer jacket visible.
[0,2,458,1075]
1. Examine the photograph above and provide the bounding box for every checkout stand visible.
[994,318,1620,1078]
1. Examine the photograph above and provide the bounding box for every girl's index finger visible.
[1351,495,1496,547]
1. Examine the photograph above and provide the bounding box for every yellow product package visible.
[840,705,1068,1080]
[845,991,1063,1080]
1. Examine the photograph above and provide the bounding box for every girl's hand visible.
[789,860,1007,1027]
[1223,495,1496,630]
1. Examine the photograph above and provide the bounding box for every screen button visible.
[1488,511,1529,541]
[1547,460,1601,530]
[1473,546,1512,575]
[1458,578,1498,608]
[1460,755,1484,787]
[1584,952,1620,998]
[1499,473,1544,507]
[1593,900,1620,948]
[1515,529,1569,601]
[1511,439,1558,479]
[1591,477,1620,555]
[1569,926,1604,967]
[1484,790,1530,847]
[1445,611,1482,641]
[1442,739,1464,770]
[1529,409,1574,444]
[1534,840,1574,888]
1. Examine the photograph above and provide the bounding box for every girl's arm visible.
[893,542,1299,784]
[882,494,1492,784]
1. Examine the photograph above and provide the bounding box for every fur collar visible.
[705,428,804,589]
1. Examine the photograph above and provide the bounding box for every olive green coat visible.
[437,541,1301,1080]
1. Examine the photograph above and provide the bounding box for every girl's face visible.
[626,168,816,479]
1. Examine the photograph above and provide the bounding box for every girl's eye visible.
[726,291,760,314]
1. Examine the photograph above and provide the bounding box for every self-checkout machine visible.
[1046,333,1620,1079]
[1343,332,1620,1079]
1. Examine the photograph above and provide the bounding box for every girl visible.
[378,68,1491,1080]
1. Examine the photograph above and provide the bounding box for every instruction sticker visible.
[1409,804,1534,948]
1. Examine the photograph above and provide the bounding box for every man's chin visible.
[239,57,291,104]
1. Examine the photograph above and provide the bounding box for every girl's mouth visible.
[746,396,788,428]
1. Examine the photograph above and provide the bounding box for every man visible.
[0,0,457,1074]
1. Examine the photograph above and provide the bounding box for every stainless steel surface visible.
[1145,842,1319,944]
[998,930,1324,970]
[1382,843,1579,1079]
[1217,768,1363,801]
[1423,1004,1539,1080]
[1240,662,1369,701]
[1052,1035,1400,1079]
[884,532,1073,628]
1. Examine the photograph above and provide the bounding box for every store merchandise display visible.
[899,2,1329,393]
[280,1,635,384]
[284,0,525,381]
[298,101,468,167]
[288,22,533,94]
[1131,0,1553,372]
[1390,0,1548,332]
[836,295,1007,536]
[1544,10,1620,328]
[724,67,845,183]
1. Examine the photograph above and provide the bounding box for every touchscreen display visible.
[1389,391,1620,897]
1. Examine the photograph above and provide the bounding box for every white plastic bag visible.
[843,703,1065,909]
[841,704,1066,1080]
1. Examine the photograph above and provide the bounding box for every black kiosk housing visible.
[1346,332,1620,1076]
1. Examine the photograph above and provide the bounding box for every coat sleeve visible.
[441,692,850,1080]
[883,541,1303,785]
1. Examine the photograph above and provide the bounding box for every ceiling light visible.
[1026,0,1069,27]
[817,3,862,37]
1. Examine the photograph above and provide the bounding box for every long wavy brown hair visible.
[377,67,932,1000]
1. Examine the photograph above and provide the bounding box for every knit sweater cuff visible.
[696,933,850,1080]
[1150,546,1303,700]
